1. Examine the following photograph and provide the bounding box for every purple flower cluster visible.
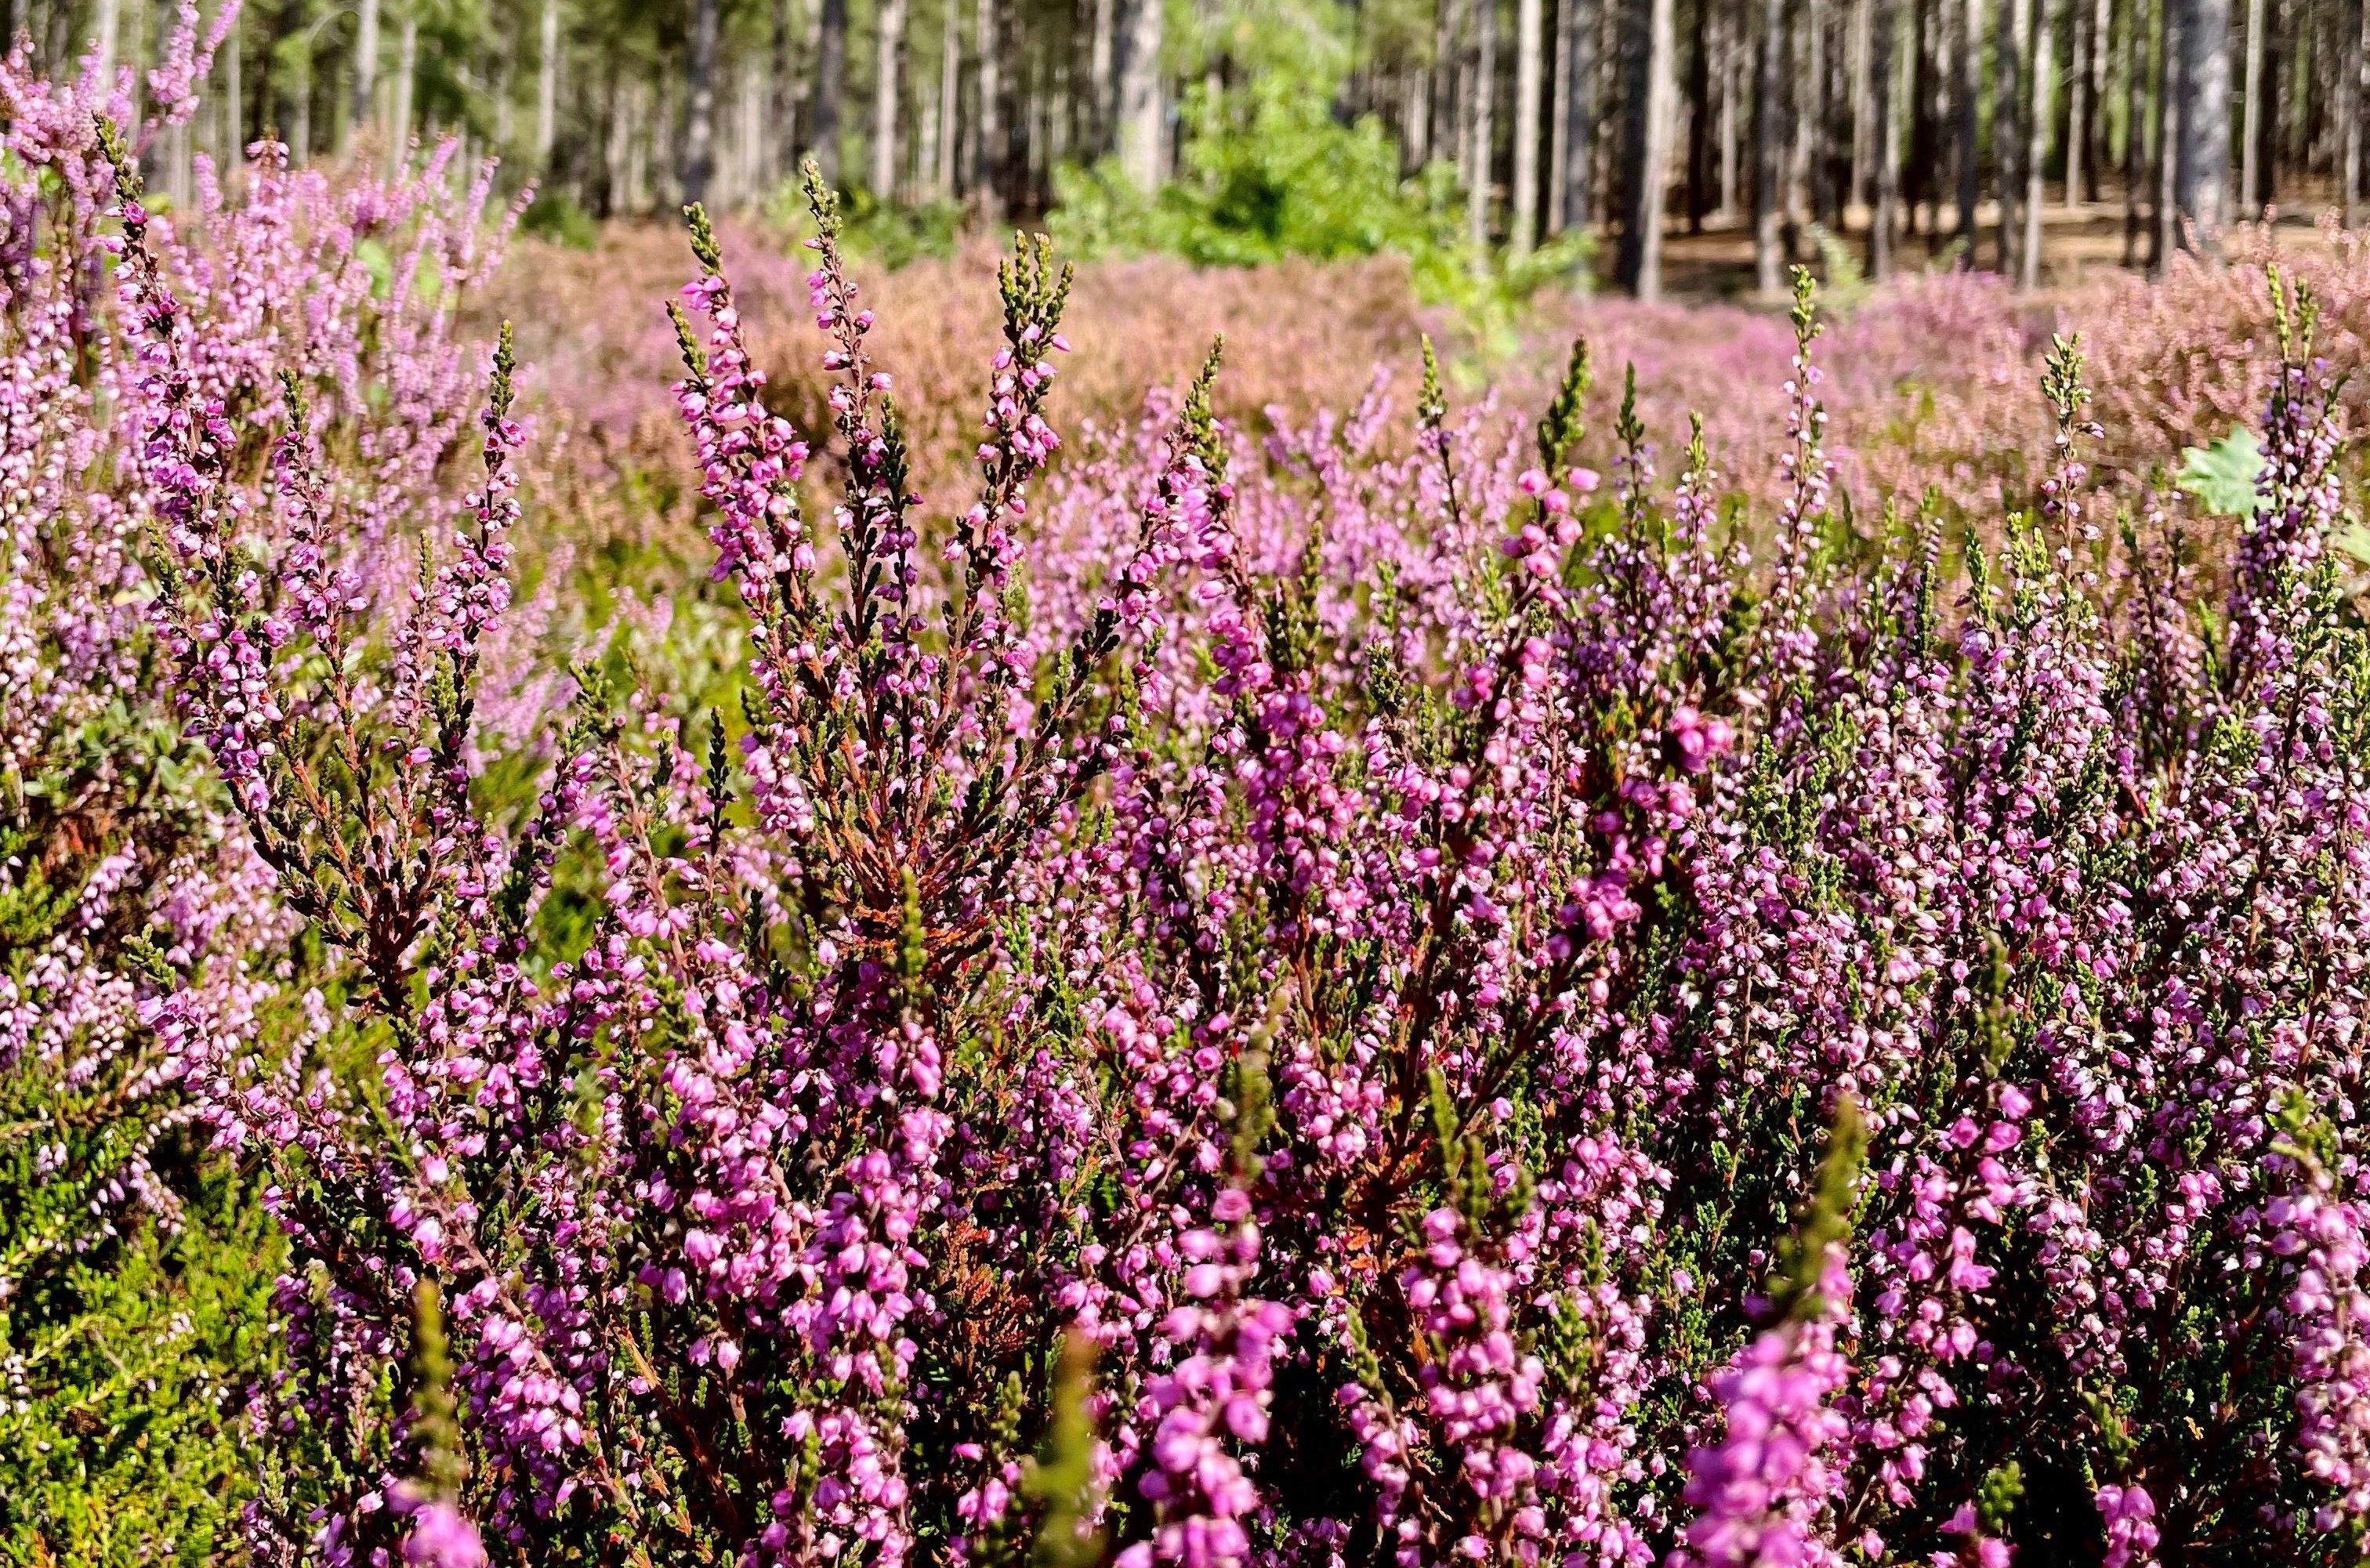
[19,39,2370,1563]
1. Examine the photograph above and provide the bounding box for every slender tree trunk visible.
[291,56,312,168]
[2087,0,2111,194]
[1550,0,1573,226]
[2241,0,2265,208]
[873,0,906,195]
[1513,0,1545,250]
[2125,0,2147,259]
[2174,0,2228,248]
[1562,0,1600,225]
[1956,0,1981,246]
[536,0,560,169]
[384,13,415,176]
[682,0,719,201]
[1870,0,1901,270]
[1115,0,1159,190]
[2156,0,2179,264]
[1852,0,1875,203]
[1756,0,1786,287]
[1999,0,2027,273]
[2344,0,2363,224]
[1720,5,1744,215]
[2068,0,2089,201]
[1821,0,1847,222]
[812,0,850,183]
[1441,0,1468,187]
[1787,0,1816,248]
[770,0,796,181]
[1902,0,1926,226]
[1469,0,1498,247]
[353,0,379,136]
[2022,0,2050,286]
[939,0,960,195]
[1617,0,1677,290]
[1092,0,1115,147]
[977,0,1005,213]
[1687,0,1712,225]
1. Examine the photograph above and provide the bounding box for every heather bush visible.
[0,18,543,1556]
[85,78,2370,1564]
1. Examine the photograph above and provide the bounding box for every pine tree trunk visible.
[1115,0,1160,190]
[1852,0,1875,204]
[1513,0,1545,249]
[1870,0,1900,270]
[682,0,719,201]
[1820,0,1846,222]
[2021,0,2050,286]
[814,0,850,183]
[1441,0,1468,187]
[772,0,797,181]
[1549,0,1572,225]
[978,0,1006,213]
[1562,0,1601,225]
[2155,0,2179,265]
[2174,0,2228,248]
[1617,0,1676,291]
[2087,0,2111,196]
[1720,5,1743,216]
[1786,0,1815,248]
[873,0,906,196]
[2344,0,2363,225]
[1756,0,1786,288]
[1998,0,2025,272]
[1903,0,1929,229]
[353,0,379,136]
[939,0,961,196]
[387,14,415,176]
[1688,0,1712,225]
[1470,0,1498,247]
[2068,0,2089,201]
[1092,0,1115,148]
[2241,0,2264,210]
[1956,0,1980,244]
[537,0,561,169]
[2125,0,2146,257]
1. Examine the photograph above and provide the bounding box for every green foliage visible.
[1048,0,1586,325]
[2176,425,2265,520]
[766,182,964,270]
[521,189,600,251]
[0,1167,281,1566]
[0,648,279,1566]
[1020,1336,1105,1568]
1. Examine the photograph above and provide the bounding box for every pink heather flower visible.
[400,1502,487,1568]
[2095,1484,2158,1568]
[1673,1258,1854,1568]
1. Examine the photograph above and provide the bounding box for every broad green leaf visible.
[2176,425,2264,519]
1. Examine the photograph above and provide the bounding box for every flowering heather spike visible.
[1770,1093,1867,1323]
[1183,335,1226,473]
[682,199,723,275]
[1417,333,1445,431]
[35,38,2370,1566]
[1536,335,1591,473]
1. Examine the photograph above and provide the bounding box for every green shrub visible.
[1049,0,1587,327]
[521,188,600,251]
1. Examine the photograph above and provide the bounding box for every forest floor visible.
[1645,176,2349,300]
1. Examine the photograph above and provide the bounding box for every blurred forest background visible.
[23,0,2354,305]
